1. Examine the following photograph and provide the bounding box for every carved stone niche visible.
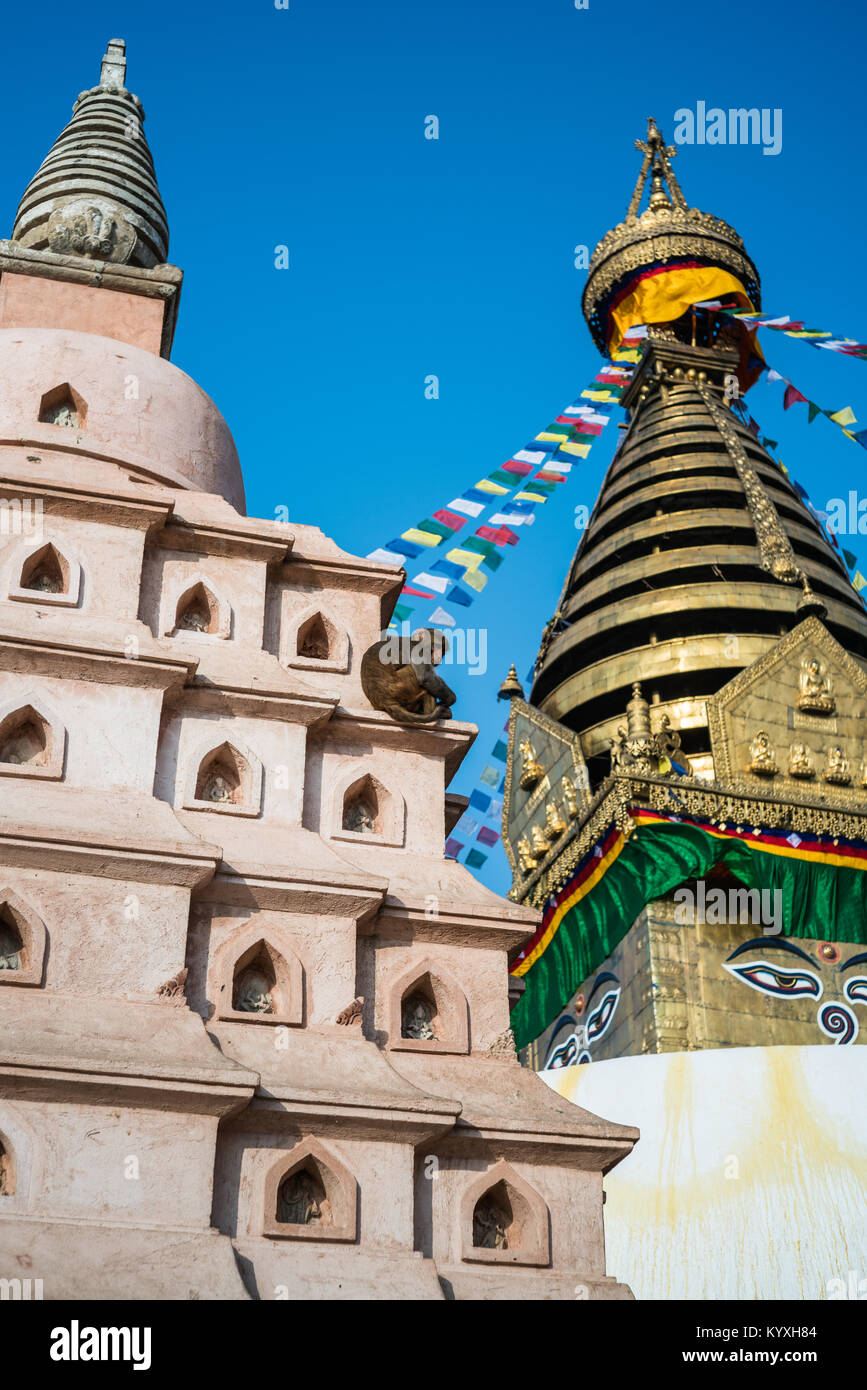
[38,383,87,430]
[167,577,231,640]
[706,616,867,802]
[263,1138,357,1243]
[330,767,405,847]
[0,888,48,987]
[460,1161,550,1267]
[0,697,65,781]
[6,539,82,608]
[181,738,263,817]
[282,603,349,674]
[388,957,469,1055]
[211,929,303,1027]
[0,1135,16,1197]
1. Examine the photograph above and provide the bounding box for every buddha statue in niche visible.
[234,968,274,1014]
[401,993,436,1040]
[277,1170,328,1226]
[473,1195,510,1250]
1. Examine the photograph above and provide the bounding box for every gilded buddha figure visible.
[562,775,580,818]
[797,658,835,714]
[530,824,549,855]
[544,800,567,841]
[749,730,778,777]
[518,737,545,790]
[788,743,814,780]
[824,746,851,785]
[517,835,538,874]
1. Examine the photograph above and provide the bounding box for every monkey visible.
[360,627,457,725]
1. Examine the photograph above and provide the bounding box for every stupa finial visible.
[626,117,687,221]
[100,38,127,88]
[497,663,525,702]
[11,38,169,269]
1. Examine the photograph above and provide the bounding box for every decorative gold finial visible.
[626,118,687,222]
[796,575,828,621]
[497,663,525,701]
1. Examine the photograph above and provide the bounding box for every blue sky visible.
[3,0,866,893]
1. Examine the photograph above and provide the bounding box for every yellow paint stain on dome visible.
[547,1047,867,1299]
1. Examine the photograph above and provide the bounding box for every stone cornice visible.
[0,786,220,887]
[0,995,255,1113]
[156,517,293,563]
[0,626,196,689]
[0,467,176,528]
[179,680,337,726]
[243,1094,460,1143]
[197,862,387,920]
[368,904,535,953]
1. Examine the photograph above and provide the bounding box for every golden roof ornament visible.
[497,663,525,701]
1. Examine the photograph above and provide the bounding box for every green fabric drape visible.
[511,822,867,1051]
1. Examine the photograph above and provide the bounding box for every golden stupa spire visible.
[625,117,687,220]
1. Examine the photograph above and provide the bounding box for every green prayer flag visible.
[414,519,454,541]
[465,849,487,869]
[808,402,821,424]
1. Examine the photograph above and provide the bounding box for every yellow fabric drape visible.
[608,266,753,353]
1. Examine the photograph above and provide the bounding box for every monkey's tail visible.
[382,704,448,725]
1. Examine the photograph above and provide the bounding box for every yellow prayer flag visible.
[445,548,484,571]
[830,406,857,427]
[535,431,569,443]
[853,572,867,592]
[473,479,509,495]
[401,527,441,548]
[462,568,488,593]
[559,441,592,458]
[515,490,547,503]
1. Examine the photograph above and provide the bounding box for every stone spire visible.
[11,39,169,268]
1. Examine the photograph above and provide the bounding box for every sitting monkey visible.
[360,627,457,725]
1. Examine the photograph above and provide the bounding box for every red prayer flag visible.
[572,421,604,436]
[401,585,436,599]
[431,508,466,530]
[501,459,534,476]
[476,524,520,546]
[783,385,809,410]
